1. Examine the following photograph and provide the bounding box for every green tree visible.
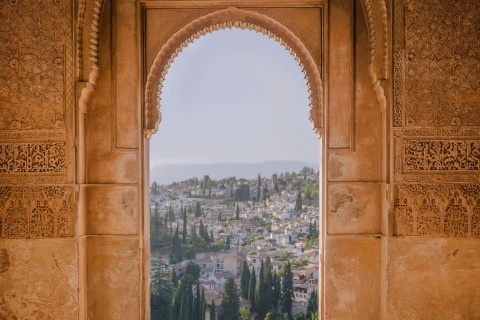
[255,260,269,320]
[218,212,222,221]
[219,277,240,320]
[239,307,252,320]
[192,223,197,241]
[196,201,202,217]
[272,271,281,311]
[295,192,302,212]
[226,236,230,249]
[264,312,276,320]
[183,261,200,280]
[281,261,294,319]
[182,207,187,244]
[293,313,306,320]
[248,267,256,311]
[199,220,205,238]
[193,281,201,320]
[240,260,251,299]
[210,299,216,320]
[210,230,214,243]
[257,174,261,202]
[151,267,173,320]
[264,258,272,316]
[306,290,318,319]
[171,226,183,262]
[171,268,178,288]
[235,203,240,220]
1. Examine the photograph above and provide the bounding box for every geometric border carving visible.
[0,185,74,238]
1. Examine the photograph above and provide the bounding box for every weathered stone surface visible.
[87,237,141,320]
[328,183,382,234]
[0,239,78,320]
[325,236,381,319]
[86,185,138,235]
[387,238,480,319]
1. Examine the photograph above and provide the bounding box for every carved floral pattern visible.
[0,0,73,130]
[0,186,73,238]
[403,0,480,127]
[403,140,480,171]
[394,185,480,237]
[0,142,66,174]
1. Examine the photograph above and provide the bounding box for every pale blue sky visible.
[150,28,319,167]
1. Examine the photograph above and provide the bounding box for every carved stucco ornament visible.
[144,7,324,139]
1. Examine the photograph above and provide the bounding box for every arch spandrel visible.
[144,7,324,139]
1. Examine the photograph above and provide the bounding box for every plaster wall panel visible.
[387,237,480,320]
[328,0,354,149]
[85,0,139,184]
[87,236,141,320]
[0,239,78,320]
[328,183,382,234]
[114,0,140,149]
[325,236,381,319]
[85,185,138,235]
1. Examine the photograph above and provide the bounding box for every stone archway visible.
[143,6,324,138]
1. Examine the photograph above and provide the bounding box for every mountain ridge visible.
[150,160,318,185]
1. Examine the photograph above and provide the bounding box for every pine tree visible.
[235,203,240,220]
[281,261,294,319]
[210,299,216,320]
[248,267,256,311]
[219,277,240,320]
[240,260,251,299]
[182,208,187,244]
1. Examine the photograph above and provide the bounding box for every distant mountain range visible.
[150,160,318,185]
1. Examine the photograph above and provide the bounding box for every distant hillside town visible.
[150,167,319,320]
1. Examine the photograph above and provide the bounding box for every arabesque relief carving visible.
[403,140,480,172]
[0,0,73,130]
[0,142,66,174]
[394,185,480,237]
[0,186,73,238]
[403,0,480,127]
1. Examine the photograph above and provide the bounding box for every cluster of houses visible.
[151,172,319,316]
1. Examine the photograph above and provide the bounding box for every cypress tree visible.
[182,208,187,244]
[210,230,214,243]
[295,192,303,212]
[204,226,210,243]
[195,201,202,217]
[172,226,183,261]
[219,277,240,320]
[210,299,216,320]
[192,223,197,241]
[180,290,187,320]
[257,174,261,202]
[255,260,268,320]
[171,269,178,288]
[306,289,318,319]
[240,260,250,299]
[264,258,272,315]
[199,220,204,238]
[226,236,230,249]
[281,261,294,319]
[218,212,222,221]
[193,282,200,320]
[248,267,256,311]
[185,290,192,320]
[201,288,206,320]
[272,271,281,311]
[235,203,240,220]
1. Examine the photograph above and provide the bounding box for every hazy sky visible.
[150,28,319,167]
